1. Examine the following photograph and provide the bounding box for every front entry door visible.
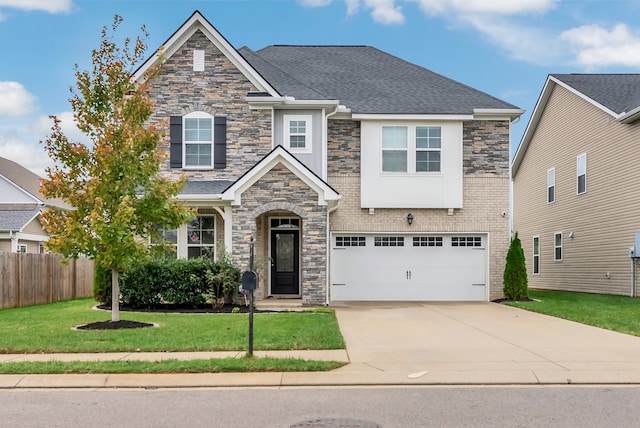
[270,230,300,295]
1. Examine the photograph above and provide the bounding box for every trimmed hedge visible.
[94,257,241,309]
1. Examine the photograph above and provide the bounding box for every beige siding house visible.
[134,11,523,305]
[512,74,640,296]
[0,157,71,253]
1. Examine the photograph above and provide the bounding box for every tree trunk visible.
[111,268,120,322]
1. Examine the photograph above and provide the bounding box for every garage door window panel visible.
[451,236,482,247]
[413,236,443,247]
[374,236,404,247]
[336,236,366,247]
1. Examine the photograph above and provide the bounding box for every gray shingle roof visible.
[240,45,519,114]
[552,74,640,115]
[181,180,235,195]
[0,209,39,231]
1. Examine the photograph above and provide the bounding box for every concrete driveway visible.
[332,301,640,384]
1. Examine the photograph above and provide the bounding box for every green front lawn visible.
[0,298,346,374]
[505,289,640,336]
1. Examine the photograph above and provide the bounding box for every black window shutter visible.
[214,116,227,169]
[169,116,182,168]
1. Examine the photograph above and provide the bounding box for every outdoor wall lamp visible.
[407,213,414,225]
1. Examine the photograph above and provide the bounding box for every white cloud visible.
[366,0,404,25]
[345,0,360,16]
[0,0,72,13]
[0,134,52,177]
[0,82,37,117]
[299,0,333,6]
[416,0,558,16]
[561,23,640,68]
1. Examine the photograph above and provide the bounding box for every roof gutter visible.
[618,105,640,124]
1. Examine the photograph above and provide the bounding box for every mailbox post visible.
[241,269,257,356]
[242,237,258,356]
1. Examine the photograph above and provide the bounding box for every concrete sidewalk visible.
[3,302,640,388]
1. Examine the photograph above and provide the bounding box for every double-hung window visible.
[382,126,408,172]
[554,232,562,261]
[577,154,587,194]
[184,112,213,167]
[415,126,441,172]
[533,236,540,274]
[547,168,556,203]
[187,216,215,259]
[284,115,312,153]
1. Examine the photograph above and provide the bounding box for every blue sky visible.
[1,0,640,176]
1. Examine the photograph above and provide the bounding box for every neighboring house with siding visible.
[135,11,523,305]
[0,157,71,253]
[512,74,640,296]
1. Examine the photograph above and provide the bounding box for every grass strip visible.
[0,357,346,375]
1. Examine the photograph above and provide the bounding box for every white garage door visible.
[330,234,487,301]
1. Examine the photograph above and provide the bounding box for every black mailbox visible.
[241,270,258,290]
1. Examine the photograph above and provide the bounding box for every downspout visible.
[324,104,341,306]
[326,199,340,306]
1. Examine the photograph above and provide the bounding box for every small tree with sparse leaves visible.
[503,232,528,301]
[40,15,192,322]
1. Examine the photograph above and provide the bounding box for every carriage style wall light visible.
[407,213,414,225]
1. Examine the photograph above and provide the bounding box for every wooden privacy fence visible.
[0,252,95,309]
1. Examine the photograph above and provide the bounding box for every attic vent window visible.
[193,50,205,71]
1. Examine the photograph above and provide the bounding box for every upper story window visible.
[577,153,587,195]
[415,126,441,172]
[184,112,213,168]
[547,167,556,203]
[382,126,408,172]
[284,115,312,153]
[382,125,442,173]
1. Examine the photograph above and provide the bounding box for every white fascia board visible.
[550,75,619,118]
[247,98,344,110]
[473,109,525,120]
[176,194,223,203]
[352,113,473,121]
[222,148,340,206]
[512,77,555,178]
[132,12,278,96]
[0,174,41,204]
[618,105,640,124]
[15,232,49,242]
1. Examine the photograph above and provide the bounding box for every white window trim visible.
[183,111,214,169]
[283,115,312,154]
[533,235,540,275]
[547,167,556,204]
[577,153,587,195]
[186,215,217,259]
[554,232,562,262]
[380,125,443,175]
[18,244,27,253]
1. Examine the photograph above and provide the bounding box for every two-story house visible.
[134,11,523,305]
[0,157,71,253]
[512,74,640,297]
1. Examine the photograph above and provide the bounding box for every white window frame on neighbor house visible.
[577,153,587,195]
[381,125,442,174]
[533,236,540,274]
[547,167,556,204]
[284,115,312,154]
[18,244,27,253]
[183,111,213,168]
[554,232,563,261]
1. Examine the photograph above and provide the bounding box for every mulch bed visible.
[79,303,273,330]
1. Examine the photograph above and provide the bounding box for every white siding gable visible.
[360,121,463,208]
[0,175,39,204]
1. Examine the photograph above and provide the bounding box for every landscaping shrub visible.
[119,257,240,309]
[93,262,112,304]
[503,231,528,301]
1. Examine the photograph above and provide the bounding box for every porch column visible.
[214,206,233,254]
